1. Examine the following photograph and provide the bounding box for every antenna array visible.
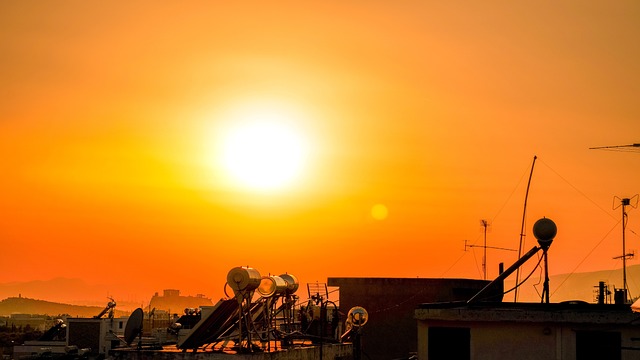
[612,195,639,303]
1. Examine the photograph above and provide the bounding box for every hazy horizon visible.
[4,263,640,308]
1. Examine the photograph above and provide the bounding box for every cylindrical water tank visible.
[258,276,288,297]
[279,273,299,294]
[227,267,261,292]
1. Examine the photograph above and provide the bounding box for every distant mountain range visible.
[0,278,166,312]
[0,279,217,317]
[507,264,640,303]
[0,278,121,305]
[2,265,639,315]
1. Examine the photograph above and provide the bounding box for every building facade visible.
[415,302,640,360]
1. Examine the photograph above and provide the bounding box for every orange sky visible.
[1,1,639,304]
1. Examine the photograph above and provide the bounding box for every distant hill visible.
[0,296,129,317]
[0,278,115,305]
[506,264,640,303]
[0,279,216,317]
[0,278,153,312]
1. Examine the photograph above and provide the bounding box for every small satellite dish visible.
[124,308,144,345]
[347,306,369,327]
[227,267,262,292]
[279,273,299,295]
[533,217,557,249]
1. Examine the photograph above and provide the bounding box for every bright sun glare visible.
[217,103,309,192]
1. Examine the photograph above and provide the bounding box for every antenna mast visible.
[590,144,639,302]
[480,220,490,280]
[514,155,537,302]
[613,195,639,303]
[465,226,516,281]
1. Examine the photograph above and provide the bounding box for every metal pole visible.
[542,250,550,304]
[622,200,628,303]
[515,156,537,302]
[483,222,487,280]
[353,327,362,360]
[319,301,324,360]
[236,294,244,351]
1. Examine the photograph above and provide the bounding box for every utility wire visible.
[538,158,638,297]
[440,161,530,277]
[538,158,617,221]
[550,220,621,297]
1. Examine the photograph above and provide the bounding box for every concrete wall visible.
[420,321,559,360]
[12,341,68,359]
[419,319,640,360]
[327,277,497,360]
[111,344,353,360]
[416,303,640,360]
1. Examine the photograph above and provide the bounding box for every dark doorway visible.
[428,326,470,360]
[576,330,621,360]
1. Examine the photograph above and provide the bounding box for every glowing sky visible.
[1,1,639,303]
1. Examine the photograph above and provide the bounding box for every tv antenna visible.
[612,194,639,303]
[464,221,516,281]
[480,219,490,280]
[589,143,640,153]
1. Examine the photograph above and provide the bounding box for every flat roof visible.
[415,301,640,325]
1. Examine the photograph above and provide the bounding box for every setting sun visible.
[217,104,310,192]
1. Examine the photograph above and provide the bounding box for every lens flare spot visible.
[371,204,388,220]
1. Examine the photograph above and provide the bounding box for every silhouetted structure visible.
[328,277,500,360]
[416,301,640,359]
[149,289,213,313]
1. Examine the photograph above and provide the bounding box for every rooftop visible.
[416,301,640,325]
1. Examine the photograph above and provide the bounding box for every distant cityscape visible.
[2,264,640,320]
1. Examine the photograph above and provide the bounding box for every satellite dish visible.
[533,217,557,249]
[279,273,299,295]
[124,308,144,345]
[258,276,288,298]
[347,306,369,327]
[227,267,262,292]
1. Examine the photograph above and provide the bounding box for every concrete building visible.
[415,301,640,360]
[12,340,70,359]
[149,289,214,315]
[64,316,130,356]
[328,277,500,360]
